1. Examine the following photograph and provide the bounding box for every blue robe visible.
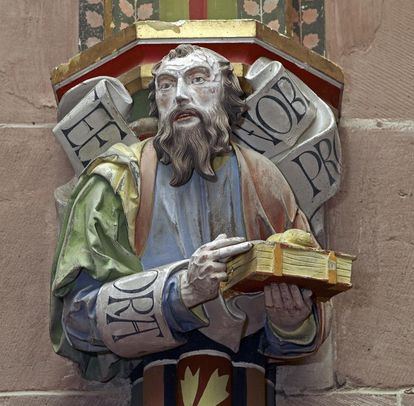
[52,141,325,405]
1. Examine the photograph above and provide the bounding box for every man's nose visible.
[175,78,190,105]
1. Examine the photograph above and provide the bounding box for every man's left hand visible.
[264,283,313,332]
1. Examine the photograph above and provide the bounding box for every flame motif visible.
[181,367,200,406]
[181,367,229,406]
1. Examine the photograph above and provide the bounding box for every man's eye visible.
[159,82,173,90]
[192,76,206,84]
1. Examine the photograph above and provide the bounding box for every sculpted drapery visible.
[50,45,327,405]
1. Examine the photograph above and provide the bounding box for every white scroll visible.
[233,58,342,240]
[53,64,341,240]
[53,77,137,175]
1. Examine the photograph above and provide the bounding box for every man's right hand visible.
[180,234,252,308]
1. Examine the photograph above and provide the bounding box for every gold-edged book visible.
[222,241,355,302]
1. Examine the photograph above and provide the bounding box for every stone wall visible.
[0,1,127,404]
[0,0,413,405]
[277,0,414,404]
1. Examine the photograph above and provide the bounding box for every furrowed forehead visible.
[157,50,221,76]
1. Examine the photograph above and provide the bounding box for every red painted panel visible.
[176,353,232,406]
[55,42,342,110]
[189,0,208,19]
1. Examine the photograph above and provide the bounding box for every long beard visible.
[153,105,232,187]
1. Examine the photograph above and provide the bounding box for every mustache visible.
[167,106,202,123]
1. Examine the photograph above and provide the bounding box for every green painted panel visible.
[159,0,189,21]
[237,0,260,20]
[112,0,135,32]
[262,0,286,34]
[208,0,237,19]
[130,90,151,121]
[292,0,301,41]
[301,0,325,56]
[79,0,104,51]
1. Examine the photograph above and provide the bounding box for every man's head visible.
[148,44,246,186]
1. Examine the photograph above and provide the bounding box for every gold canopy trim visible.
[51,19,343,86]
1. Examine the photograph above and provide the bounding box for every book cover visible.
[222,241,355,301]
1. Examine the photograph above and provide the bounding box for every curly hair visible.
[148,44,246,126]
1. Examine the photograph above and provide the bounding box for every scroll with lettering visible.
[233,58,317,157]
[53,77,137,175]
[233,58,341,239]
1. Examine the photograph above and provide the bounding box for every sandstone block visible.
[276,393,396,405]
[0,0,78,123]
[0,128,73,195]
[0,392,130,406]
[325,0,414,119]
[0,128,85,390]
[326,127,414,387]
[402,393,414,406]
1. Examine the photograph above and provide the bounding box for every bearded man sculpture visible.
[51,45,327,406]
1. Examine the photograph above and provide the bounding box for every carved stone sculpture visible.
[50,44,336,405]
